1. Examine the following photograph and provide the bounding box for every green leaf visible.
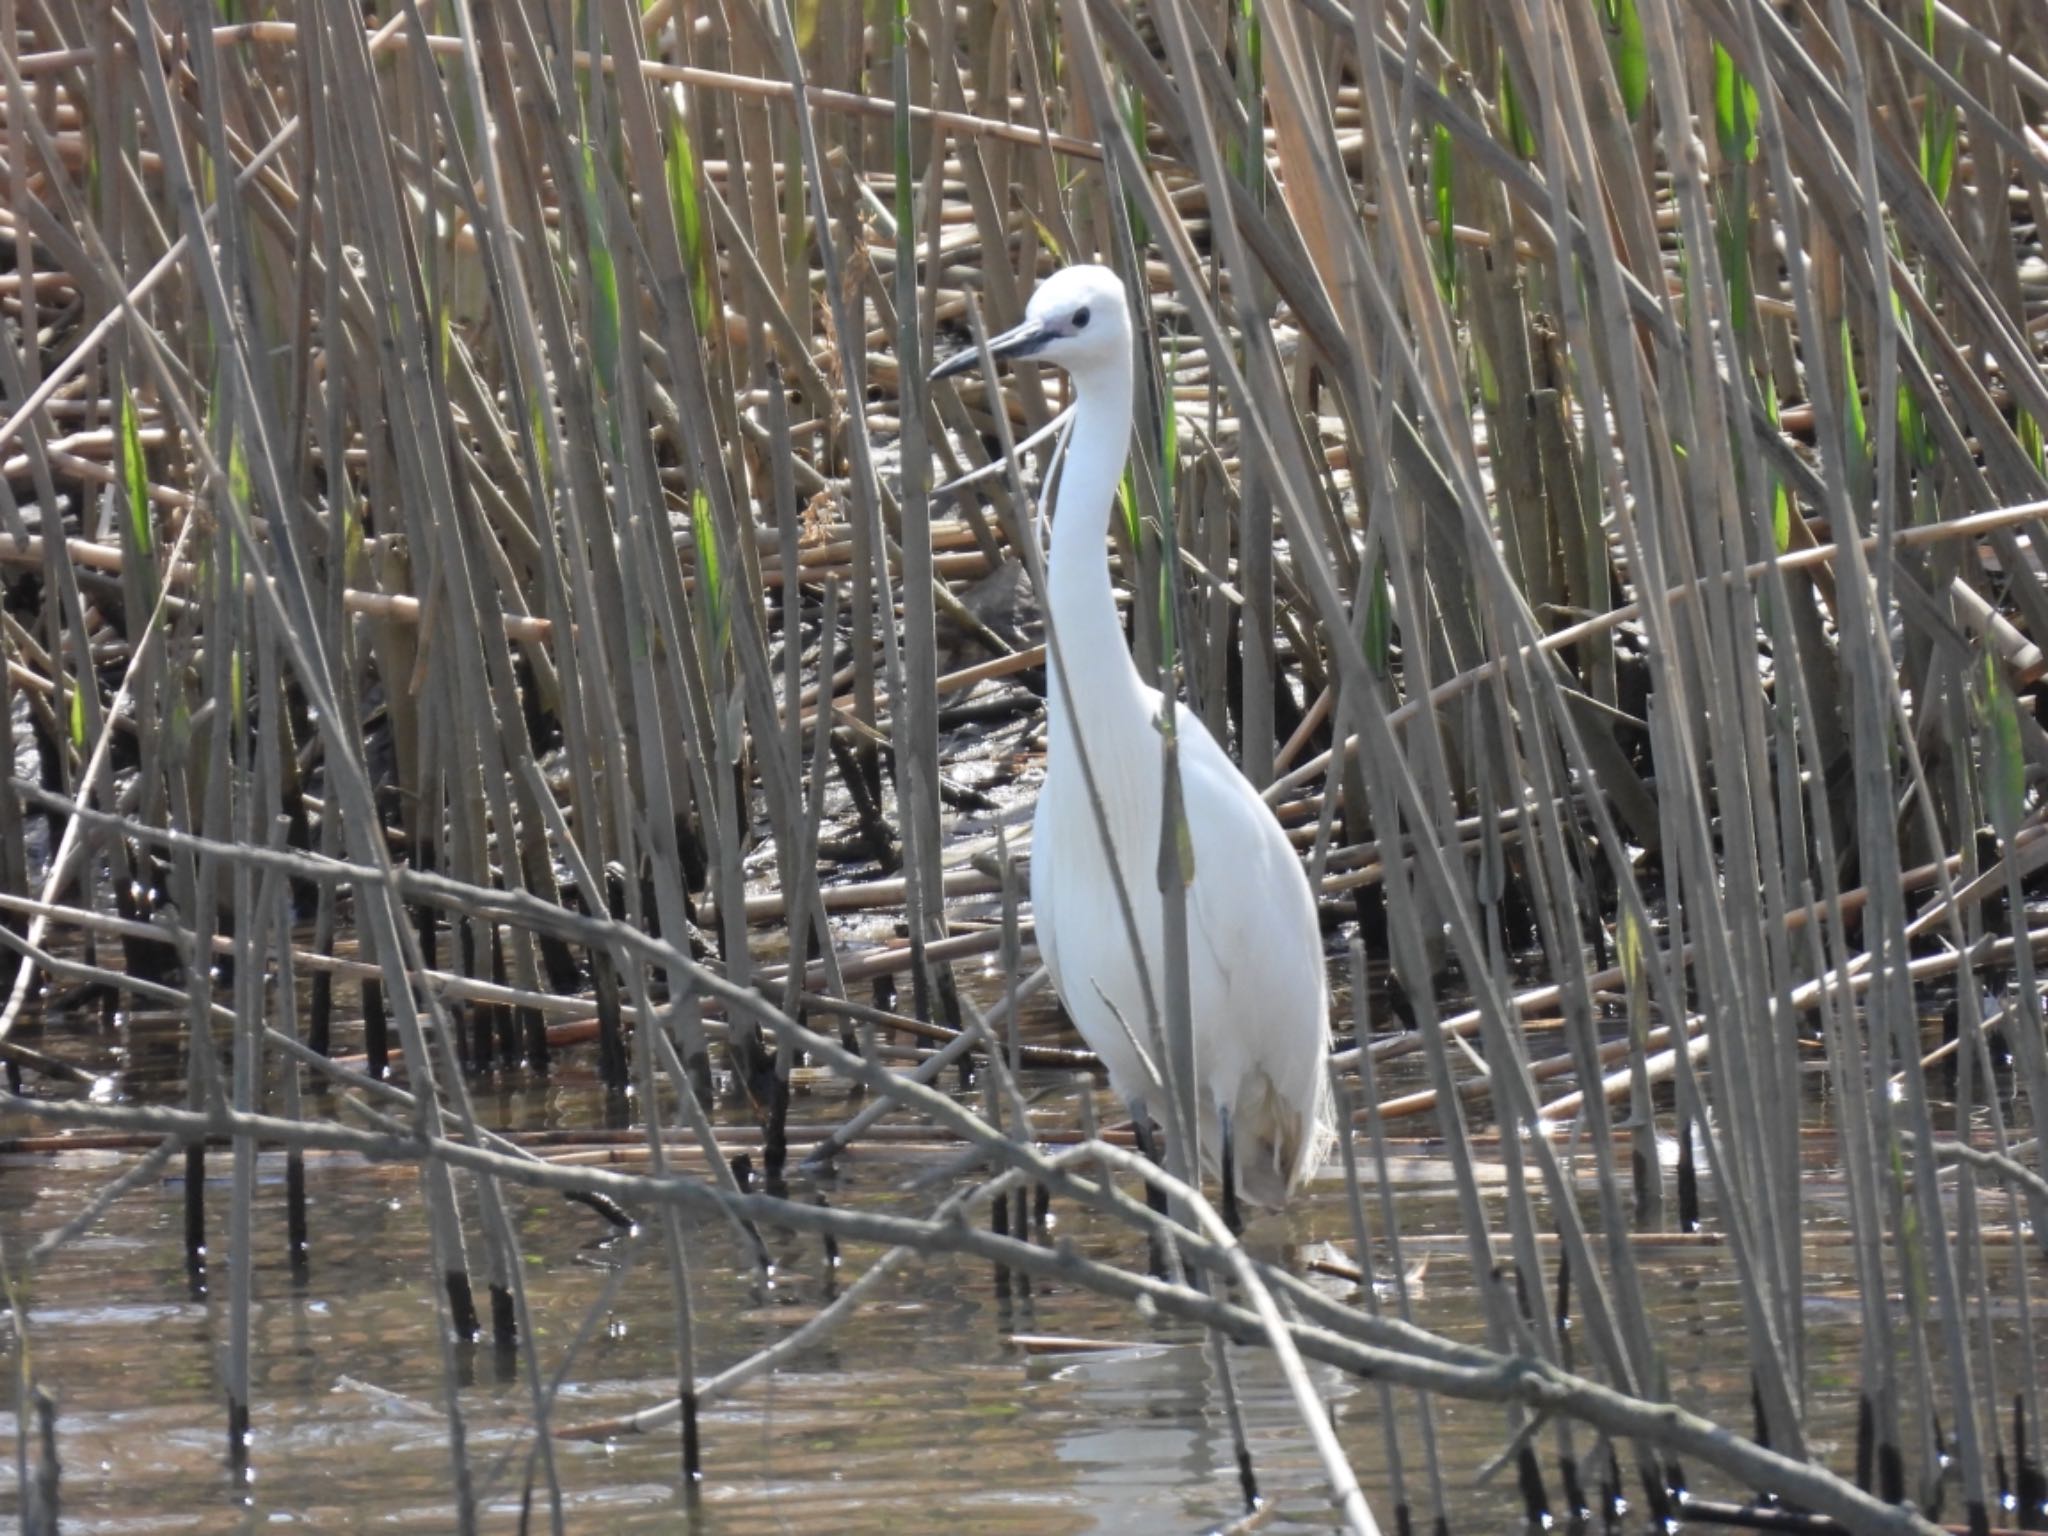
[1917,0,1958,202]
[1498,53,1537,159]
[1882,277,1935,472]
[1757,387,1792,553]
[1230,0,1263,187]
[529,395,553,492]
[578,137,622,396]
[1897,373,1933,472]
[693,486,721,597]
[69,676,86,750]
[1607,0,1648,120]
[119,388,152,558]
[1160,338,1179,502]
[1119,75,1150,247]
[1429,122,1457,300]
[1363,552,1392,674]
[1712,44,1759,164]
[664,89,717,340]
[1026,216,1068,268]
[227,428,253,516]
[1920,106,1958,203]
[1713,173,1754,339]
[1919,97,1958,203]
[168,691,192,759]
[1840,319,1868,456]
[1982,650,2025,841]
[1618,903,1646,996]
[1472,326,1501,411]
[693,486,730,654]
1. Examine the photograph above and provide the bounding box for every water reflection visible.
[0,1022,2023,1533]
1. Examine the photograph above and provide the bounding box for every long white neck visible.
[1044,341,1146,762]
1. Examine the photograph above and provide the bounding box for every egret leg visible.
[1127,1098,1170,1219]
[1219,1105,1245,1237]
[1127,1097,1172,1280]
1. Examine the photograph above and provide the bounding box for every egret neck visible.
[1043,339,1146,760]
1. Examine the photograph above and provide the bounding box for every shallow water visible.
[1,997,1993,1536]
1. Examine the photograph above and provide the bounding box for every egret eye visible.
[1072,306,1091,329]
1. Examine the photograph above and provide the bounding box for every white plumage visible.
[935,265,1333,1215]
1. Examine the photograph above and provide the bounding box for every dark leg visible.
[1128,1097,1171,1280]
[1128,1097,1169,1217]
[1220,1106,1244,1237]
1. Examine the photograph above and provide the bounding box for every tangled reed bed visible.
[3,0,2048,1529]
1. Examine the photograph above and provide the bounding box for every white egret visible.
[934,265,1333,1223]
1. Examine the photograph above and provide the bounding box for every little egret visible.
[934,266,1333,1222]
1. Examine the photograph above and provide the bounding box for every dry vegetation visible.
[3,0,2048,1529]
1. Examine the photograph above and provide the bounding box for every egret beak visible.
[929,316,1049,382]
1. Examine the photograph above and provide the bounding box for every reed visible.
[1,0,2045,1528]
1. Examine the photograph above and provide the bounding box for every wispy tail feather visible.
[1231,1065,1336,1209]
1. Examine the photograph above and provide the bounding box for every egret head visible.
[931,265,1130,383]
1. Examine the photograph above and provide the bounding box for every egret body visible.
[935,266,1333,1215]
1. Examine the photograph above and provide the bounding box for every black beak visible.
[929,317,1049,382]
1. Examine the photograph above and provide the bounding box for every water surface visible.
[0,1006,1947,1534]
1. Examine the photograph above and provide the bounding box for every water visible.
[0,1012,1933,1535]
